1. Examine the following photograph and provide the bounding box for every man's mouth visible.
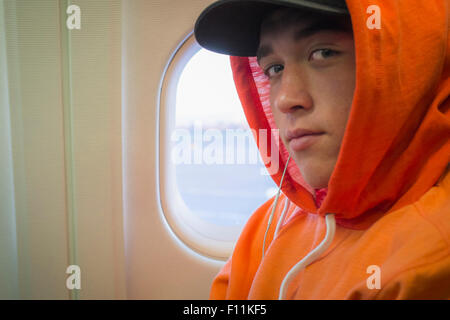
[286,128,324,152]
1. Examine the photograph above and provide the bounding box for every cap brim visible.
[194,0,349,57]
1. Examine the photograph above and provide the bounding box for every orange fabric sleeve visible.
[209,259,232,300]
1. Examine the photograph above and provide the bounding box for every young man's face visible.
[257,9,356,190]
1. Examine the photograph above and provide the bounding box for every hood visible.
[229,0,450,229]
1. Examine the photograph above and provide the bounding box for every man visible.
[194,0,450,299]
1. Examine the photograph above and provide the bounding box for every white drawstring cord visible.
[278,213,336,300]
[262,154,291,259]
[274,197,290,239]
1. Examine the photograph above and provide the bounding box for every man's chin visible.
[294,160,331,190]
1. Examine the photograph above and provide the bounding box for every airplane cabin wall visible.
[0,0,223,299]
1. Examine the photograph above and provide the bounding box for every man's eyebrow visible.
[256,45,273,65]
[256,20,348,65]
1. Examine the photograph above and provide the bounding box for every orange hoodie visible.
[210,0,450,299]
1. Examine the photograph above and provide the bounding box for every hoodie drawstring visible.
[262,155,291,259]
[261,154,337,299]
[274,197,290,239]
[278,213,336,300]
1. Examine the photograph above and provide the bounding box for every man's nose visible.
[272,67,313,114]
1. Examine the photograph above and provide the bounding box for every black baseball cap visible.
[194,0,349,57]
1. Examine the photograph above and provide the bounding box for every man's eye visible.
[309,49,339,61]
[264,64,284,78]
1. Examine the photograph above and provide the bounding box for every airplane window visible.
[173,49,276,237]
[159,36,279,260]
